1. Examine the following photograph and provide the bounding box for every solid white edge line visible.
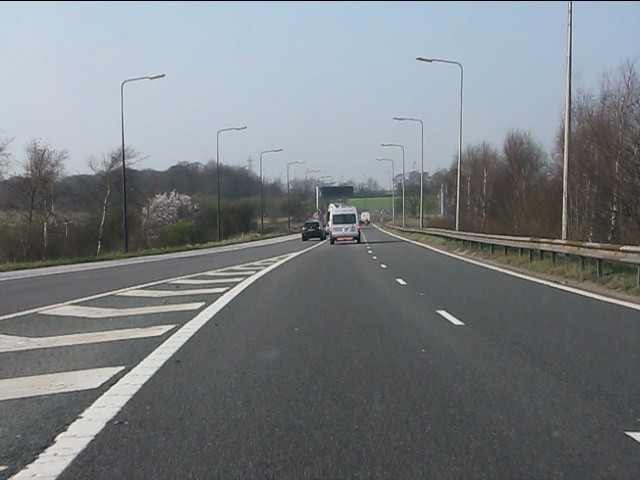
[625,431,640,443]
[436,309,465,326]
[10,240,324,480]
[396,278,407,286]
[374,224,640,312]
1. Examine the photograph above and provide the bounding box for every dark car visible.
[301,220,326,241]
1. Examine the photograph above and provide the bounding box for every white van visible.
[328,205,361,245]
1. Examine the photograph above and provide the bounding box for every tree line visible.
[0,147,321,262]
[395,60,639,244]
[0,60,638,263]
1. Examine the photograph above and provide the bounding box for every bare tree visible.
[0,136,13,178]
[461,142,500,231]
[9,139,66,259]
[501,130,549,234]
[561,60,640,243]
[88,146,140,256]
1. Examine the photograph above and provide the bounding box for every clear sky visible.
[1,1,638,187]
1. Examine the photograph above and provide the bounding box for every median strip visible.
[437,310,465,326]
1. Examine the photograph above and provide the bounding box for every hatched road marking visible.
[625,431,640,444]
[42,303,205,318]
[0,325,176,353]
[9,244,324,480]
[117,287,228,298]
[169,278,245,285]
[202,271,256,277]
[0,367,125,401]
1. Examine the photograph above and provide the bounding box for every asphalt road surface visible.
[2,227,639,479]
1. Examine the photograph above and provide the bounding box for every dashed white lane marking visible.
[367,251,373,255]
[372,256,378,260]
[376,224,640,312]
[117,287,228,298]
[0,325,176,353]
[169,278,244,285]
[42,303,205,318]
[0,466,7,472]
[396,278,407,285]
[437,310,465,326]
[381,264,387,269]
[625,431,640,444]
[0,367,125,401]
[10,243,323,480]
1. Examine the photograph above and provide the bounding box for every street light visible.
[305,168,321,182]
[216,125,247,242]
[381,143,405,226]
[120,73,165,253]
[376,158,395,225]
[305,168,321,212]
[287,160,305,231]
[561,1,573,240]
[260,148,283,234]
[393,117,424,228]
[417,56,464,231]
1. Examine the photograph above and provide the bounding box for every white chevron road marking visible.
[42,303,204,318]
[0,325,176,353]
[117,288,228,298]
[169,278,244,285]
[0,367,125,401]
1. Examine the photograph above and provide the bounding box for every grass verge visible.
[383,224,640,303]
[0,231,294,273]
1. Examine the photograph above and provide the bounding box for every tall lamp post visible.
[381,143,405,226]
[260,148,283,234]
[305,168,321,213]
[305,168,321,182]
[287,160,305,231]
[376,158,395,225]
[416,56,464,231]
[216,125,247,242]
[393,117,424,228]
[561,1,572,240]
[120,73,165,253]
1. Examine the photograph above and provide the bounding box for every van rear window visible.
[332,214,357,224]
